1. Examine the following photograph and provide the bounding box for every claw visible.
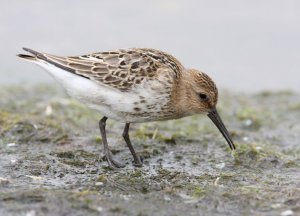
[133,155,143,167]
[104,152,125,169]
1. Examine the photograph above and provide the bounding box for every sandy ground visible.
[0,85,299,216]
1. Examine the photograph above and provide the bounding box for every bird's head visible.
[174,69,235,150]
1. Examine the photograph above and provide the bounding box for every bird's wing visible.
[22,48,183,91]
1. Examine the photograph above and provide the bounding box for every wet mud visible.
[0,85,299,216]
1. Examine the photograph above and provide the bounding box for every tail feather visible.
[22,47,44,58]
[18,47,79,75]
[17,54,37,61]
[18,47,47,61]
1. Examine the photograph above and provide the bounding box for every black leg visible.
[99,116,125,169]
[123,123,142,167]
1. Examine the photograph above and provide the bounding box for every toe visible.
[111,159,126,168]
[103,154,125,169]
[133,156,143,167]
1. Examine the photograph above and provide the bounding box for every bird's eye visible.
[199,93,208,100]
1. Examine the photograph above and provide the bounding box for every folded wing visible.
[21,48,183,91]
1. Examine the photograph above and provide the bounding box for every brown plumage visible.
[21,48,183,91]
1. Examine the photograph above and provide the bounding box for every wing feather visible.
[25,48,183,91]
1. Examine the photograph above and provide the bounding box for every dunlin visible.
[18,48,235,168]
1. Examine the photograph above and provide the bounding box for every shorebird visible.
[18,47,235,169]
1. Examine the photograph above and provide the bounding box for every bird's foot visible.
[133,155,143,167]
[103,152,125,169]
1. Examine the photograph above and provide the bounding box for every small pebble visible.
[255,146,263,151]
[25,210,36,216]
[25,175,44,180]
[95,206,103,212]
[120,194,131,201]
[89,206,103,212]
[242,136,249,142]
[45,105,53,116]
[164,195,171,201]
[270,203,281,209]
[281,210,294,216]
[6,143,17,147]
[95,182,104,186]
[0,177,9,185]
[10,159,17,164]
[214,177,220,186]
[244,119,253,126]
[216,162,225,169]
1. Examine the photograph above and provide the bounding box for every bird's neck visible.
[170,70,196,117]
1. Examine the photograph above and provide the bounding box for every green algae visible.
[192,186,206,198]
[51,150,98,167]
[0,111,21,133]
[55,151,76,159]
[289,103,300,111]
[232,142,287,169]
[94,136,102,143]
[236,108,262,130]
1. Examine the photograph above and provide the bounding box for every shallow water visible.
[0,85,299,215]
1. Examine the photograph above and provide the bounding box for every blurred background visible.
[1,0,299,92]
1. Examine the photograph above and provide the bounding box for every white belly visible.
[34,61,170,123]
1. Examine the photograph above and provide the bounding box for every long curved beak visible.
[207,107,236,150]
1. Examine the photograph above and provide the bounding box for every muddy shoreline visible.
[0,85,299,215]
